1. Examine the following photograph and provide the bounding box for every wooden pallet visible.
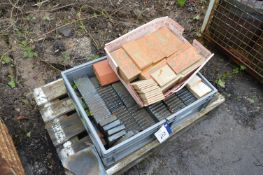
[33,78,225,174]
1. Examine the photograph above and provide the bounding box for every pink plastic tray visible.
[105,17,214,107]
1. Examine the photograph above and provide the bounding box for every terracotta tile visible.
[140,59,167,79]
[180,57,205,77]
[93,60,119,86]
[167,46,201,74]
[122,40,152,69]
[111,48,132,66]
[111,48,141,82]
[150,27,185,57]
[119,63,141,82]
[137,35,166,63]
[150,64,177,87]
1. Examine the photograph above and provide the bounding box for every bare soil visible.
[0,0,262,175]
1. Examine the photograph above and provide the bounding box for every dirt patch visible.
[201,51,263,129]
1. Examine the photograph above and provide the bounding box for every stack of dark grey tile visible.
[75,77,129,145]
[75,76,156,147]
[99,116,127,146]
[147,87,197,121]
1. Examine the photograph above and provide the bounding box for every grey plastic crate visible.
[61,56,217,166]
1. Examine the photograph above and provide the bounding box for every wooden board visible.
[45,113,85,146]
[40,98,75,122]
[33,80,88,148]
[140,59,167,80]
[0,119,25,175]
[187,81,212,98]
[33,79,66,106]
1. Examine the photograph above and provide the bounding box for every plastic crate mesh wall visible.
[204,0,263,82]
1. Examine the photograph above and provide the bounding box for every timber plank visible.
[45,113,85,146]
[33,79,67,106]
[40,98,75,122]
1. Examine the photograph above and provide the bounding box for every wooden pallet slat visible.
[40,98,75,122]
[33,79,67,106]
[45,113,85,146]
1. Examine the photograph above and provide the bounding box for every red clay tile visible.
[93,60,119,86]
[137,35,166,63]
[111,48,141,82]
[150,27,185,57]
[167,45,201,74]
[122,40,152,69]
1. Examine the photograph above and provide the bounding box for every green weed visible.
[86,54,100,60]
[62,52,70,61]
[193,14,201,21]
[8,75,16,88]
[19,41,38,59]
[43,15,51,21]
[1,54,12,64]
[71,83,78,90]
[177,0,187,7]
[215,65,246,88]
[26,15,36,22]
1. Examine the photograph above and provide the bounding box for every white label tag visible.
[154,125,170,143]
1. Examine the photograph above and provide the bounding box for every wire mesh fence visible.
[203,0,263,82]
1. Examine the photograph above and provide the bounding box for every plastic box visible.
[62,56,217,166]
